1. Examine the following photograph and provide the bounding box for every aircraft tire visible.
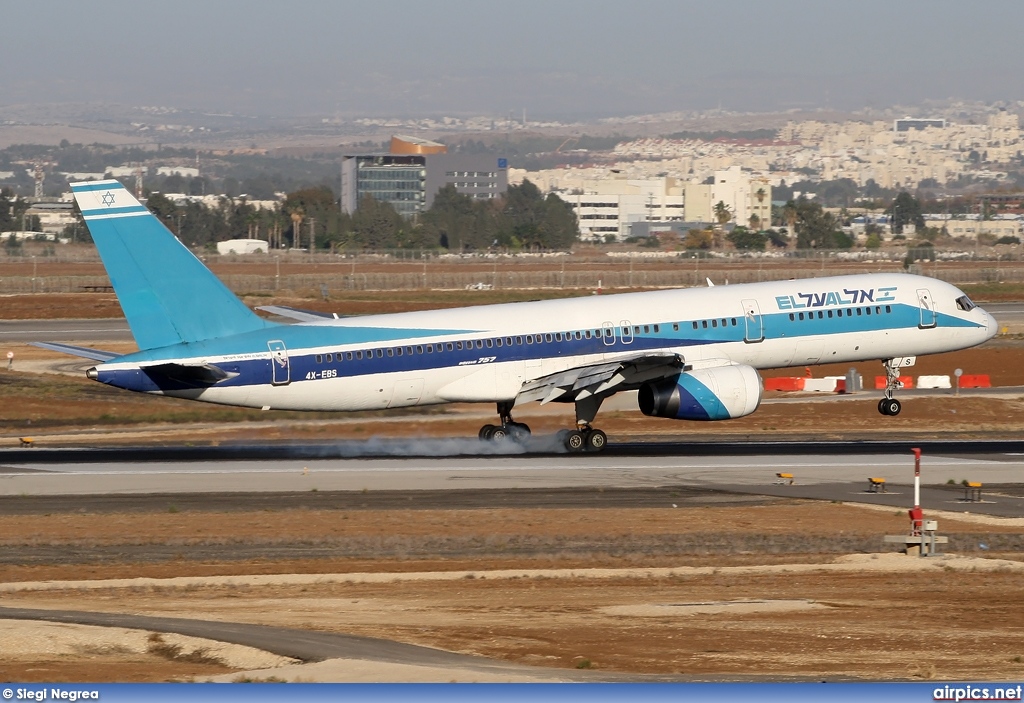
[878,399,889,416]
[490,425,509,441]
[508,422,531,442]
[564,430,585,452]
[479,424,496,440]
[883,398,902,416]
[585,429,607,452]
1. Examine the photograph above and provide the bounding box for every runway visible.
[2,440,1024,516]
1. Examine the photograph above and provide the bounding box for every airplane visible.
[35,179,997,453]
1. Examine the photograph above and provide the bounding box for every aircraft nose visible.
[980,307,998,339]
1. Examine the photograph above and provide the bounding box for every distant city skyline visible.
[3,0,1024,120]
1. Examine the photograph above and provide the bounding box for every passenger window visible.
[798,312,804,320]
[827,310,833,318]
[885,305,892,313]
[643,325,650,333]
[486,339,493,348]
[396,347,403,356]
[315,355,322,363]
[455,342,462,350]
[496,338,503,347]
[447,343,454,351]
[789,313,795,321]
[585,330,592,339]
[673,323,679,331]
[376,349,383,357]
[545,334,552,342]
[426,344,433,353]
[654,324,660,333]
[516,336,523,345]
[866,307,872,315]
[416,346,423,354]
[712,319,718,328]
[732,318,737,326]
[817,311,823,319]
[506,337,513,346]
[875,306,881,314]
[573,332,580,340]
[555,333,562,342]
[326,353,333,362]
[857,308,862,316]
[702,320,708,328]
[634,326,640,334]
[346,352,353,361]
[605,328,612,337]
[387,349,394,357]
[692,321,698,329]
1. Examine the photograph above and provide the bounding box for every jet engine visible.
[638,365,762,421]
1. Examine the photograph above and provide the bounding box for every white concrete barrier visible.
[916,375,952,389]
[802,378,838,392]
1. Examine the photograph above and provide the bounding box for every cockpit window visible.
[955,295,977,312]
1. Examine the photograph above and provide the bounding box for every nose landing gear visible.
[878,357,915,416]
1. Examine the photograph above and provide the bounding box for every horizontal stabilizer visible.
[141,362,237,386]
[30,342,120,362]
[257,305,341,322]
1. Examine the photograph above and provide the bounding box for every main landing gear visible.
[557,426,607,453]
[477,398,610,452]
[559,395,608,453]
[878,358,907,416]
[478,400,532,442]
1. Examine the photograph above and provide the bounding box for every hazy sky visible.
[4,0,1023,119]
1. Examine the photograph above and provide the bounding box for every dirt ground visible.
[1,500,1024,682]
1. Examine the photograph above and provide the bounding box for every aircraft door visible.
[917,288,936,328]
[620,320,633,345]
[742,299,764,343]
[602,321,616,346]
[268,340,290,385]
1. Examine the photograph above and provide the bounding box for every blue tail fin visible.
[72,180,271,350]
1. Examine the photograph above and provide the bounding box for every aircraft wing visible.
[516,352,687,405]
[256,305,340,322]
[30,342,121,362]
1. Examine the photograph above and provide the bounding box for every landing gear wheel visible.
[507,422,531,442]
[564,430,585,452]
[584,429,607,453]
[877,399,888,416]
[882,398,902,416]
[478,424,496,440]
[490,425,509,441]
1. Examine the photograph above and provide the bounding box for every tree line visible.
[136,179,578,253]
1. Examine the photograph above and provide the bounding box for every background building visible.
[340,135,508,217]
[552,174,687,241]
[684,166,771,230]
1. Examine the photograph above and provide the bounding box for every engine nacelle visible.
[638,365,762,421]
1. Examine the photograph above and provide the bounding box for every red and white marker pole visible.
[909,447,923,535]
